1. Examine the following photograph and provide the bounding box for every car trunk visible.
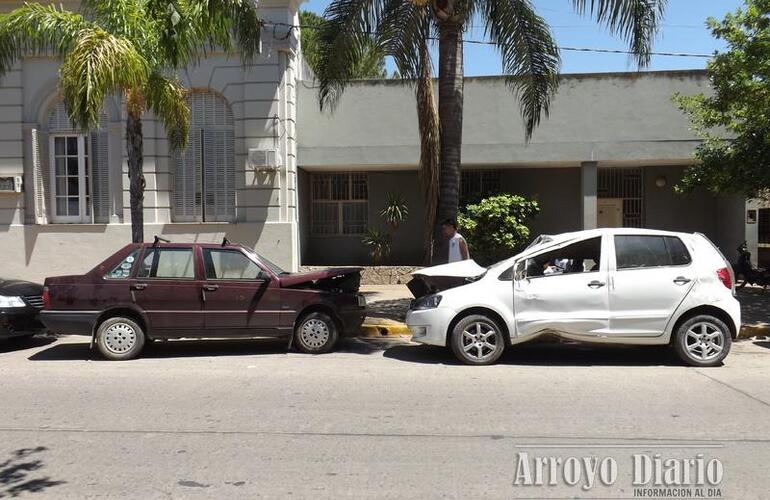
[407,261,487,298]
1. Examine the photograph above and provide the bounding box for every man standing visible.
[442,219,470,263]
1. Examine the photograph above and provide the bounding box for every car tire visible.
[673,314,731,367]
[450,314,506,366]
[95,316,145,361]
[294,312,338,354]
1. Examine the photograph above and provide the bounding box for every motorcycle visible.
[732,241,770,289]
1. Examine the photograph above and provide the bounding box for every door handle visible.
[587,280,606,289]
[130,283,147,291]
[203,284,219,292]
[673,276,692,285]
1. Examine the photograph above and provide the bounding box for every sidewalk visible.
[358,285,770,339]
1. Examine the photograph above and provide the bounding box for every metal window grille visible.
[460,169,502,206]
[597,167,645,228]
[311,173,368,235]
[759,208,770,245]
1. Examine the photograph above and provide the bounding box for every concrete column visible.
[746,199,760,267]
[581,161,598,230]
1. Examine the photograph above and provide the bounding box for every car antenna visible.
[153,235,171,246]
[222,236,231,246]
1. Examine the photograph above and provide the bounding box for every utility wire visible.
[264,21,713,58]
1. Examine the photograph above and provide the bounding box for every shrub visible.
[458,194,539,265]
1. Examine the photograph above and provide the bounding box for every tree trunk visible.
[434,20,464,264]
[126,109,145,243]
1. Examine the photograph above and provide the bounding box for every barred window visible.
[460,169,502,206]
[311,173,368,235]
[759,208,770,245]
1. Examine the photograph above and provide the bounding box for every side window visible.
[498,266,514,281]
[203,249,263,280]
[105,249,139,279]
[524,237,602,278]
[137,248,195,279]
[615,235,691,269]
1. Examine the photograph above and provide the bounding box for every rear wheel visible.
[673,315,731,367]
[96,316,145,361]
[294,312,338,354]
[450,314,506,366]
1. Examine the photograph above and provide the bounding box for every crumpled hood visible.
[279,267,362,292]
[407,260,487,298]
[0,279,44,296]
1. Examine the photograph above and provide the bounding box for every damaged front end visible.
[407,260,487,299]
[279,268,363,293]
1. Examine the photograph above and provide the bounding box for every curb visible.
[358,322,412,338]
[739,325,770,339]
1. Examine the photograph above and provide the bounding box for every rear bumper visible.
[0,309,45,339]
[338,306,367,335]
[39,310,100,336]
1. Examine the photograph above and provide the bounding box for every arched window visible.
[173,91,235,222]
[47,103,110,223]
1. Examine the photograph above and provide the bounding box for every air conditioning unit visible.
[247,148,282,172]
[0,176,22,193]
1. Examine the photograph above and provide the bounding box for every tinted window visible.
[615,235,691,269]
[498,266,514,281]
[203,249,263,280]
[138,248,195,279]
[525,237,602,278]
[105,249,139,279]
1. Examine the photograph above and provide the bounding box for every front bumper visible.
[405,307,457,347]
[39,310,100,336]
[0,308,45,339]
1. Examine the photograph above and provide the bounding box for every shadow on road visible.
[753,340,770,350]
[383,341,686,367]
[0,335,56,355]
[364,298,411,322]
[0,447,65,498]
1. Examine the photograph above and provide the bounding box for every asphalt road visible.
[1,335,770,499]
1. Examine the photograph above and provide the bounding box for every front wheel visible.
[450,314,506,366]
[95,316,145,361]
[673,315,731,367]
[294,312,338,354]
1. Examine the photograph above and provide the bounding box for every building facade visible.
[0,0,302,283]
[297,71,763,268]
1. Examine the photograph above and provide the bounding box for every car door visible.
[200,247,281,336]
[608,234,695,336]
[130,246,204,336]
[513,235,610,338]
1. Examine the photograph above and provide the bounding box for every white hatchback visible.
[405,228,741,366]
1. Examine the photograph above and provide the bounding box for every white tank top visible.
[448,233,466,263]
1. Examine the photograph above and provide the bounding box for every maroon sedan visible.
[40,240,366,360]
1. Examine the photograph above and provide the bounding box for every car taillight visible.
[42,287,51,309]
[716,268,732,289]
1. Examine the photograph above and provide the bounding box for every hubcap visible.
[684,322,725,362]
[300,319,330,349]
[461,321,498,361]
[103,323,137,354]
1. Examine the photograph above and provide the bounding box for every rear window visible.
[615,235,691,269]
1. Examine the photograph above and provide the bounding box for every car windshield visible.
[243,248,286,275]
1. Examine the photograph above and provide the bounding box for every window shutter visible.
[30,128,48,224]
[173,129,202,222]
[203,129,235,222]
[90,130,110,223]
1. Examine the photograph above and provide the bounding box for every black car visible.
[0,278,46,340]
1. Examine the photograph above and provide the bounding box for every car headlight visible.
[0,295,26,308]
[411,294,442,310]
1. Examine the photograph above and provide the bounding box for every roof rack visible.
[222,237,231,246]
[153,235,171,246]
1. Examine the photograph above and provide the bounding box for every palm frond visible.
[143,72,191,151]
[0,3,90,78]
[80,0,158,58]
[484,0,560,140]
[190,0,263,64]
[378,0,433,80]
[571,0,666,66]
[59,28,150,130]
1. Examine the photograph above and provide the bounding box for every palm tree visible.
[0,0,262,242]
[313,0,666,262]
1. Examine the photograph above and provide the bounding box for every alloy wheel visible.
[103,322,137,354]
[684,321,725,362]
[300,318,330,349]
[460,321,499,362]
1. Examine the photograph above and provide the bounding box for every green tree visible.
[300,11,387,79]
[313,0,665,262]
[458,194,539,266]
[0,1,262,242]
[675,0,770,196]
